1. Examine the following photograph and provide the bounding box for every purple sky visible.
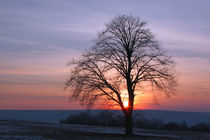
[0,0,210,112]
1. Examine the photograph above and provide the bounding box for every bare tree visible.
[65,15,177,135]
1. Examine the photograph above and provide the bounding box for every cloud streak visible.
[0,0,210,111]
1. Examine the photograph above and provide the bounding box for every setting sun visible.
[123,101,128,108]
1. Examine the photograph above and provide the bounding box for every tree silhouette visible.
[65,15,177,135]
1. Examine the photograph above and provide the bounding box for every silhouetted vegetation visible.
[136,118,164,129]
[60,111,124,127]
[65,15,177,135]
[60,111,210,132]
[189,123,210,132]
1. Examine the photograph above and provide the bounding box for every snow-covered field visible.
[1,110,210,140]
[0,120,210,140]
[0,110,210,126]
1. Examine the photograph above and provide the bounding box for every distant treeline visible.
[60,111,210,132]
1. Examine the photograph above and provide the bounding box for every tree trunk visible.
[125,109,133,136]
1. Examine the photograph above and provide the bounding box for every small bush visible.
[136,118,164,129]
[189,123,209,132]
[164,122,182,130]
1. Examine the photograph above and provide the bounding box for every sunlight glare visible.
[123,101,128,108]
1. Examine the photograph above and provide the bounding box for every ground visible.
[0,120,210,140]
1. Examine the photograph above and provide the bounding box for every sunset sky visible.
[0,0,210,112]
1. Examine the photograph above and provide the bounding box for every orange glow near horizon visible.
[1,64,210,112]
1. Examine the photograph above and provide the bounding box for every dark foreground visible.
[0,120,210,140]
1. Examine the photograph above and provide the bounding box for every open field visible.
[1,110,210,139]
[0,120,210,140]
[1,110,210,126]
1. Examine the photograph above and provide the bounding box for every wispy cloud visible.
[0,36,66,51]
[0,0,210,111]
[0,93,67,102]
[151,25,210,50]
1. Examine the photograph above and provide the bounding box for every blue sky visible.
[0,0,210,111]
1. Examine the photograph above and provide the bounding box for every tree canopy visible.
[65,15,177,135]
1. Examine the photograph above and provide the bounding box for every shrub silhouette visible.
[60,111,124,127]
[189,123,210,132]
[61,111,210,132]
[136,118,164,129]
